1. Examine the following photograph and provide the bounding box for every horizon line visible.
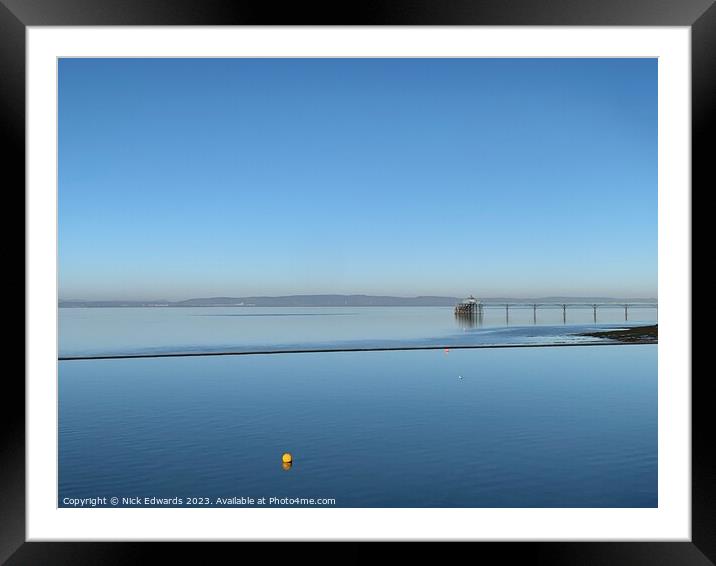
[59,292,659,302]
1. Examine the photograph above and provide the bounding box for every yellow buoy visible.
[282,452,293,464]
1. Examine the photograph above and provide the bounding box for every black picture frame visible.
[5,1,707,562]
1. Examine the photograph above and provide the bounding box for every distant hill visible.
[59,294,657,308]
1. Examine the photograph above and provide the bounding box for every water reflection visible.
[455,310,484,329]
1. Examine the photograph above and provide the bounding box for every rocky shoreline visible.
[578,324,657,343]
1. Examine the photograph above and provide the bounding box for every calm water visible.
[59,306,657,357]
[59,344,657,508]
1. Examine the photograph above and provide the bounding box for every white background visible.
[26,27,691,541]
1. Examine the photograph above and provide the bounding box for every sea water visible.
[59,305,657,357]
[59,342,657,508]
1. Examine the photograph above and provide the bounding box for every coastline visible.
[578,324,657,343]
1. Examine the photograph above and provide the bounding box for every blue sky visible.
[59,58,657,300]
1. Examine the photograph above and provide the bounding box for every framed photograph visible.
[8,0,706,562]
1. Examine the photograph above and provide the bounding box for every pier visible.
[455,297,657,325]
[454,296,485,326]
